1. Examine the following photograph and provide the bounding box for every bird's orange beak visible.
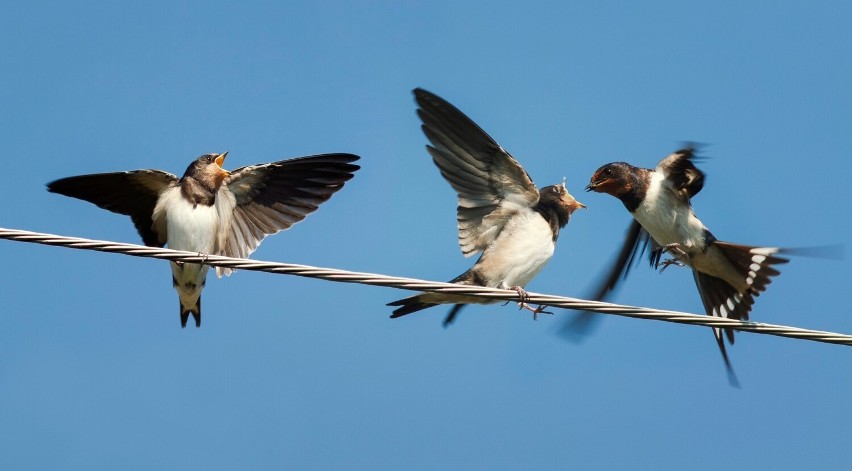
[215,152,228,167]
[566,195,587,213]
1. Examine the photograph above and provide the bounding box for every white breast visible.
[156,188,220,253]
[632,172,707,251]
[475,209,556,288]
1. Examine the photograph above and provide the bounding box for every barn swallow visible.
[582,147,789,385]
[47,152,360,327]
[388,88,585,325]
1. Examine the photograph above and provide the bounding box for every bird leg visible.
[661,243,688,258]
[508,285,553,320]
[659,243,688,272]
[659,258,685,272]
[521,303,554,320]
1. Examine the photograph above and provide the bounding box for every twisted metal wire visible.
[1,226,850,346]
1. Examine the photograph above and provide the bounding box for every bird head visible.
[183,152,231,188]
[540,181,586,227]
[586,162,633,197]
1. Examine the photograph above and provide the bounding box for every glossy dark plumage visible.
[388,88,585,324]
[48,152,360,327]
[579,147,789,386]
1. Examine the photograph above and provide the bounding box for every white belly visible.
[477,210,556,288]
[164,199,219,254]
[632,172,707,252]
[158,190,220,305]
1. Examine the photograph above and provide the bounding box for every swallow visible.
[388,88,586,325]
[47,152,360,327]
[583,147,788,385]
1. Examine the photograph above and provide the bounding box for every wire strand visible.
[1,226,849,346]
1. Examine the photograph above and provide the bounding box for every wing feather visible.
[214,153,359,276]
[655,146,705,199]
[414,88,539,257]
[46,169,178,247]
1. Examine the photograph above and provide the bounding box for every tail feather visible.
[693,243,788,386]
[180,297,201,328]
[388,269,478,320]
[713,242,789,295]
[442,304,466,327]
[388,295,438,318]
[692,271,744,388]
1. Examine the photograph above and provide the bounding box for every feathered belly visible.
[476,212,556,289]
[165,201,219,253]
[164,197,220,300]
[633,199,707,253]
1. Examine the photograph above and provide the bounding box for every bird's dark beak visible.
[585,179,606,192]
[215,152,228,168]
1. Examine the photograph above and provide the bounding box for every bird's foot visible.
[507,286,552,320]
[659,243,690,271]
[659,258,685,273]
[512,285,530,303]
[497,283,530,309]
[520,303,554,320]
[500,284,526,306]
[661,243,688,259]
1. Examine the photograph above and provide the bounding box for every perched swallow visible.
[388,88,586,325]
[583,147,788,385]
[48,152,360,327]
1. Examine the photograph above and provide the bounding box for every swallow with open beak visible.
[388,88,586,325]
[582,147,790,386]
[48,152,360,327]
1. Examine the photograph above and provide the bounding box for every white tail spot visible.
[750,247,779,256]
[751,254,767,264]
[746,277,754,285]
[726,298,736,310]
[719,305,729,318]
[749,263,762,272]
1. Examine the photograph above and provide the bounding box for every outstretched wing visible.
[47,170,178,247]
[655,146,705,200]
[588,220,660,301]
[414,88,540,257]
[557,220,660,341]
[214,153,360,276]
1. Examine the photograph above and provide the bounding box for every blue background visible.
[1,2,850,469]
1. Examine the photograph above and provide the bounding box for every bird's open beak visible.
[215,152,228,167]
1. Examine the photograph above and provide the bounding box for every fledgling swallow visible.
[47,152,360,327]
[388,88,586,325]
[583,147,788,385]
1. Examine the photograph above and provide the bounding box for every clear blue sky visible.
[1,2,850,469]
